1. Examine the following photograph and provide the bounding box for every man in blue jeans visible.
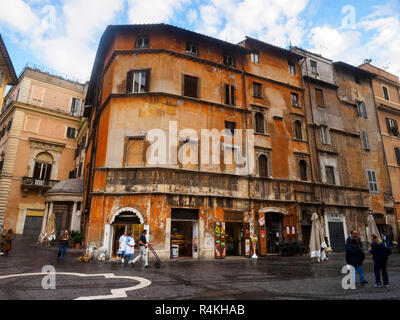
[57,230,70,262]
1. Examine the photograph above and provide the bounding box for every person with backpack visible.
[369,234,391,288]
[346,237,367,286]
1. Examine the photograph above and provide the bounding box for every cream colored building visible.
[0,67,86,236]
[0,34,17,115]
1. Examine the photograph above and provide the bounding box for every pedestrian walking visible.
[132,230,151,268]
[369,234,391,288]
[118,231,127,263]
[57,230,70,262]
[124,233,135,264]
[0,229,14,256]
[345,238,367,286]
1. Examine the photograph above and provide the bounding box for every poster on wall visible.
[243,223,251,257]
[215,222,226,259]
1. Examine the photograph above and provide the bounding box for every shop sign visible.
[258,216,265,226]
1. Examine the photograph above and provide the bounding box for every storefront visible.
[224,211,246,256]
[170,208,199,259]
[112,212,144,257]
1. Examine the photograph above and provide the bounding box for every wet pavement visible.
[0,235,399,300]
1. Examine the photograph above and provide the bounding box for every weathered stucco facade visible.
[83,25,315,260]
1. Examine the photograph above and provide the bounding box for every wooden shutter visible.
[393,119,399,136]
[33,162,42,179]
[44,163,52,180]
[126,71,134,93]
[315,89,324,106]
[145,69,151,92]
[362,131,370,150]
[255,113,264,134]
[259,155,268,177]
[184,75,198,98]
[395,147,400,166]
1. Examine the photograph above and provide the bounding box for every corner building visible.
[84,24,317,260]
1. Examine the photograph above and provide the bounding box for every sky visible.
[0,0,399,84]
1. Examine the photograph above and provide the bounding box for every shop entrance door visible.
[171,208,199,259]
[225,222,243,256]
[266,213,283,254]
[112,211,143,257]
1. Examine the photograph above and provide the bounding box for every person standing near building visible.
[0,229,14,256]
[57,230,70,262]
[118,231,127,263]
[132,230,151,268]
[369,234,391,288]
[124,232,135,264]
[346,237,367,286]
[346,230,362,250]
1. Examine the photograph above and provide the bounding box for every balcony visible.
[21,177,59,196]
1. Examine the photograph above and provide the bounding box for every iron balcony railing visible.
[21,177,59,190]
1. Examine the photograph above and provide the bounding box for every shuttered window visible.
[321,126,329,145]
[315,88,324,106]
[255,113,265,134]
[258,155,268,177]
[357,101,367,118]
[66,127,76,139]
[225,84,236,106]
[294,120,302,140]
[291,93,299,107]
[126,70,150,93]
[361,131,370,150]
[33,162,52,180]
[394,147,400,166]
[366,169,379,193]
[299,160,308,181]
[253,82,262,98]
[383,86,390,100]
[386,118,399,136]
[325,166,335,185]
[183,75,199,98]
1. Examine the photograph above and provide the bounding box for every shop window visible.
[325,166,335,185]
[294,120,302,140]
[366,169,379,193]
[255,112,265,134]
[299,160,308,181]
[315,88,324,107]
[251,52,260,64]
[126,70,150,93]
[225,84,236,106]
[253,82,262,98]
[258,155,269,177]
[186,42,198,55]
[183,75,199,98]
[288,62,295,75]
[135,36,149,49]
[386,118,399,136]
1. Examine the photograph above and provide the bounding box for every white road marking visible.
[0,272,151,300]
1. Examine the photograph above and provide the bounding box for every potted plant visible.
[70,231,82,249]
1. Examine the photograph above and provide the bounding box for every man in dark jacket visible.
[346,230,362,250]
[346,238,367,286]
[369,234,390,288]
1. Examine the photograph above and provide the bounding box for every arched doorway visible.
[259,207,286,254]
[109,208,146,258]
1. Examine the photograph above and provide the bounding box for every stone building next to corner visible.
[82,24,320,260]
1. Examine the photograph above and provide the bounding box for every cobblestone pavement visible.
[0,236,399,300]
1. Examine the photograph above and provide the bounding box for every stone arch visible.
[258,207,288,215]
[109,207,145,225]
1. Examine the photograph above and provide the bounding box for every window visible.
[354,75,360,84]
[258,155,268,177]
[126,70,150,93]
[394,147,400,166]
[183,75,199,98]
[386,118,399,136]
[78,161,83,178]
[310,60,318,73]
[253,82,262,98]
[321,126,329,145]
[255,113,265,134]
[70,98,81,116]
[251,52,260,64]
[126,137,145,167]
[325,166,335,185]
[299,160,308,181]
[66,127,76,139]
[0,159,3,173]
[361,131,370,150]
[288,62,295,75]
[135,36,149,49]
[186,42,198,55]
[0,71,3,87]
[33,153,53,180]
[315,88,324,106]
[294,120,302,140]
[223,54,234,67]
[225,121,236,136]
[225,84,236,106]
[366,169,379,193]
[356,101,367,118]
[6,119,12,131]
[291,93,299,107]
[383,86,390,100]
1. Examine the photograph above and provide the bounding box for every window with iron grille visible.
[66,127,76,139]
[288,62,295,75]
[361,131,370,150]
[135,36,149,49]
[183,75,199,98]
[253,82,262,98]
[366,169,379,193]
[186,42,198,55]
[225,84,236,106]
[223,54,234,67]
[126,70,150,93]
[386,118,399,136]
